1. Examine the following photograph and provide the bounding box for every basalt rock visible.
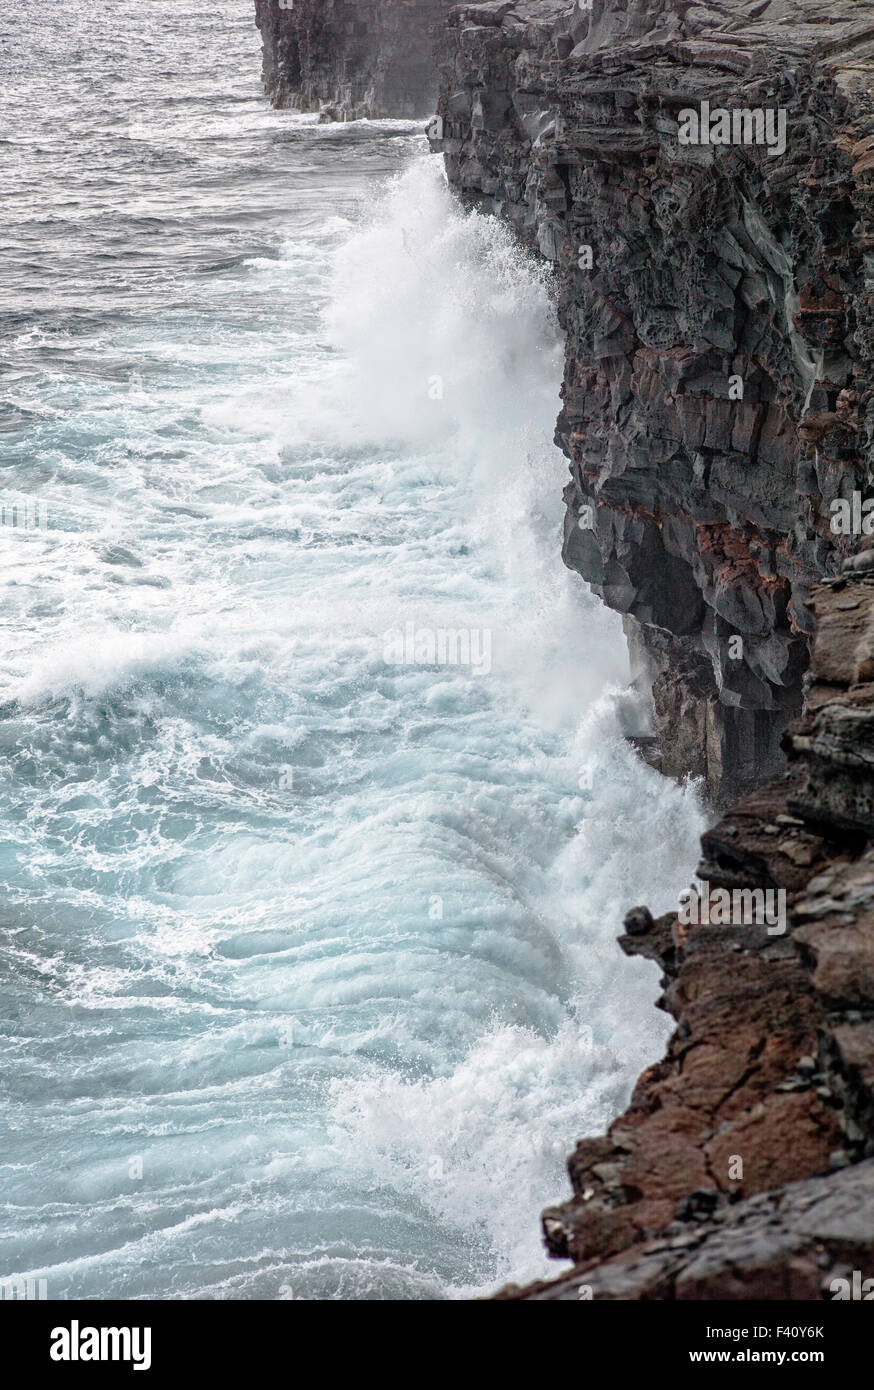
[500,577,874,1300]
[498,1158,874,1300]
[433,0,874,801]
[254,0,874,1302]
[254,0,452,120]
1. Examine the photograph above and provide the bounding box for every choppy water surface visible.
[0,0,704,1298]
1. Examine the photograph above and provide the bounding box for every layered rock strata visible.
[428,0,874,1302]
[254,0,451,119]
[255,0,874,1301]
[432,0,874,800]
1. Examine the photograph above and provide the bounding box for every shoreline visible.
[254,0,874,1300]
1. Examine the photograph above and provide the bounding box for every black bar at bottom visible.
[3,1298,869,1375]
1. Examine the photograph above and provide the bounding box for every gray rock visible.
[255,0,454,119]
[434,0,874,802]
[500,1160,874,1300]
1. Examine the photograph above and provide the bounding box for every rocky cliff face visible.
[432,0,874,801]
[254,0,451,119]
[428,0,874,1304]
[498,569,874,1299]
[256,0,874,1302]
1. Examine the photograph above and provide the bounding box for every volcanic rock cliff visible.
[432,0,874,801]
[428,0,874,1299]
[254,0,452,119]
[499,570,874,1299]
[256,0,874,1302]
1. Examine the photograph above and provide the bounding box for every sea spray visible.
[0,0,705,1300]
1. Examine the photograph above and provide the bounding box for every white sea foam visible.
[307,161,706,1290]
[0,0,705,1301]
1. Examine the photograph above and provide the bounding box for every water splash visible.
[0,0,705,1300]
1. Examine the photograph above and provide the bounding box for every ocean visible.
[0,0,705,1299]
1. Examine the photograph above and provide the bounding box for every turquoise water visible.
[0,0,705,1298]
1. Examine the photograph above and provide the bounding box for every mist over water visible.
[0,0,705,1298]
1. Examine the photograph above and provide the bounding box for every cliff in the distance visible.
[433,0,874,802]
[254,0,451,119]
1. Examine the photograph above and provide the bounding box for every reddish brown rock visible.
[498,1160,874,1301]
[510,578,874,1299]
